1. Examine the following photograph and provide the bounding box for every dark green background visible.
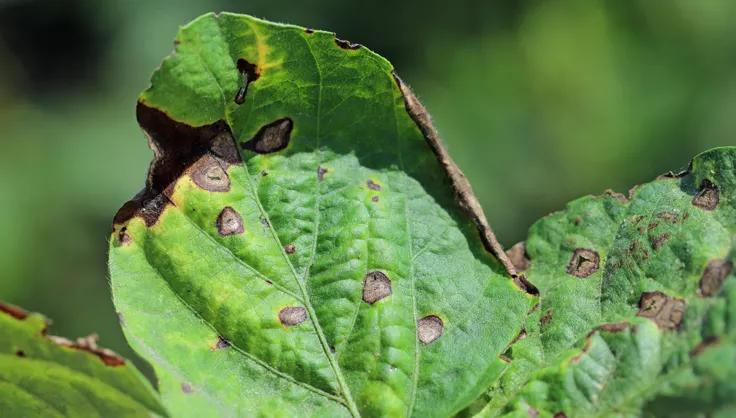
[1,0,735,374]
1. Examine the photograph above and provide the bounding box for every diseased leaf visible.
[109,12,535,418]
[0,302,165,417]
[474,148,736,417]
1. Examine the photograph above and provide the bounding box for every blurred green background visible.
[1,0,735,374]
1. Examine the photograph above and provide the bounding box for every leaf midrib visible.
[234,29,361,417]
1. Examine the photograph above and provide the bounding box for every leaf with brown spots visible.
[474,148,736,418]
[108,11,736,418]
[110,12,535,418]
[0,302,165,417]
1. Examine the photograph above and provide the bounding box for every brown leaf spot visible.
[371,195,380,203]
[692,179,719,210]
[181,382,194,394]
[417,315,444,345]
[317,166,327,181]
[656,211,679,224]
[367,179,381,191]
[553,413,568,418]
[279,307,307,327]
[335,37,361,50]
[689,336,720,357]
[637,291,685,330]
[699,259,733,297]
[284,243,296,254]
[212,336,231,351]
[540,309,553,327]
[566,248,600,278]
[191,154,230,192]
[650,233,671,250]
[16,350,25,357]
[216,207,244,236]
[260,217,270,228]
[362,271,392,304]
[0,302,28,320]
[117,227,132,245]
[241,118,293,154]
[506,242,530,273]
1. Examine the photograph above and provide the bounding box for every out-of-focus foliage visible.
[0,302,165,416]
[1,0,736,374]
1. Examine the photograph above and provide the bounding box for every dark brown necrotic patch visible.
[191,154,230,192]
[371,195,380,203]
[366,179,381,191]
[637,291,685,330]
[335,37,361,50]
[284,243,296,254]
[699,259,733,297]
[513,275,539,296]
[216,207,244,236]
[117,227,132,245]
[417,315,444,344]
[540,309,553,327]
[236,58,260,82]
[650,233,671,250]
[692,179,719,210]
[362,271,392,304]
[113,103,240,227]
[212,336,231,351]
[566,248,600,278]
[317,166,327,181]
[656,211,679,224]
[279,306,307,327]
[241,118,293,154]
[234,59,259,105]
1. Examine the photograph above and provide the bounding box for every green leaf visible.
[0,302,165,417]
[474,147,736,417]
[109,12,535,418]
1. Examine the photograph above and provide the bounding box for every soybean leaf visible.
[109,12,535,418]
[0,302,165,417]
[473,148,736,417]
